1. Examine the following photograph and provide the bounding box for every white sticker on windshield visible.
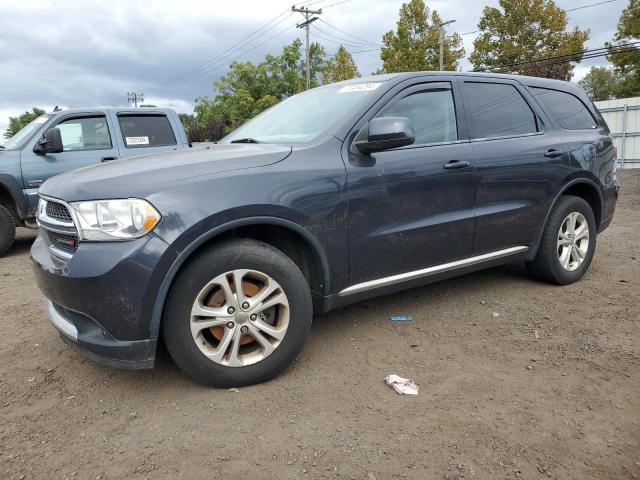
[338,83,382,93]
[126,136,149,145]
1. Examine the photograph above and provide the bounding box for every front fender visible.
[144,215,332,340]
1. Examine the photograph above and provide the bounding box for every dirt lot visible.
[1,172,639,480]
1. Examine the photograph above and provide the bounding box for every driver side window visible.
[56,116,112,151]
[380,88,458,145]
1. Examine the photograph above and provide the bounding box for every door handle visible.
[544,149,565,158]
[443,160,471,170]
[101,156,118,163]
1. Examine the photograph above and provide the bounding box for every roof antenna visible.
[53,106,61,112]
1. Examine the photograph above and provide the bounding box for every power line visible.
[177,22,298,84]
[565,0,618,12]
[149,8,293,89]
[460,0,620,37]
[317,18,381,46]
[312,23,375,47]
[483,42,639,72]
[311,25,372,48]
[321,0,355,10]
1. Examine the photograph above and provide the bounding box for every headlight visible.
[69,198,161,241]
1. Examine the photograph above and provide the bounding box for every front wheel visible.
[526,195,596,285]
[162,239,313,387]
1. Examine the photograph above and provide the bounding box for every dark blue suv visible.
[31,72,619,387]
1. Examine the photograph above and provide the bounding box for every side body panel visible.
[458,77,573,254]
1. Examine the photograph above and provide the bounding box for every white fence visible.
[595,96,640,169]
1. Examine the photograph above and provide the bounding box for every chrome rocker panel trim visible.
[339,246,529,296]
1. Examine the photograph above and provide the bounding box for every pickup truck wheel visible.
[162,239,312,387]
[526,195,596,285]
[0,204,16,257]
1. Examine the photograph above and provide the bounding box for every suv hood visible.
[39,143,292,202]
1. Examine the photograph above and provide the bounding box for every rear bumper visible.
[45,299,156,369]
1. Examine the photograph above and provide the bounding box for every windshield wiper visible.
[230,138,260,144]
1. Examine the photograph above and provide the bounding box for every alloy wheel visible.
[557,211,590,272]
[190,269,290,367]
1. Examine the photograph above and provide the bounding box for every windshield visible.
[221,82,383,144]
[3,114,52,150]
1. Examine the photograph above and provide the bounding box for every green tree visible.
[323,45,360,83]
[179,112,224,143]
[198,39,328,133]
[607,0,640,97]
[378,0,464,73]
[578,67,621,101]
[470,0,589,80]
[3,108,46,139]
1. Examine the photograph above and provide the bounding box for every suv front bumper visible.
[32,231,173,369]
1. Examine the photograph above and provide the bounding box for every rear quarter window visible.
[530,87,597,130]
[462,82,538,139]
[118,114,177,148]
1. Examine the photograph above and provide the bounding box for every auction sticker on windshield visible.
[338,83,381,93]
[126,136,150,146]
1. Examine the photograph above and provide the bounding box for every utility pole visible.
[437,19,455,71]
[127,92,144,108]
[292,5,322,90]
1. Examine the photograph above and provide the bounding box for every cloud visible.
[0,0,626,139]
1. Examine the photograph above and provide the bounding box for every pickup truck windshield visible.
[221,82,383,144]
[3,114,53,150]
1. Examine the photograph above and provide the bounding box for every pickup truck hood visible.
[39,143,292,202]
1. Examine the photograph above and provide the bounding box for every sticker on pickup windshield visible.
[338,83,381,93]
[126,136,150,145]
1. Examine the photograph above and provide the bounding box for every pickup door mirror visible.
[34,127,63,154]
[354,117,415,154]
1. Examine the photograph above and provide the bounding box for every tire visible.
[162,239,313,387]
[526,195,597,285]
[0,204,16,257]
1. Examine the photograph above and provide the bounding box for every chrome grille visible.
[46,230,78,254]
[45,201,73,222]
[37,197,79,259]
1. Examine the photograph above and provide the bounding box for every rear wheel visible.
[162,239,312,387]
[0,204,16,257]
[527,195,596,285]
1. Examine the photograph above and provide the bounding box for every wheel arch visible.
[536,177,604,245]
[148,216,331,340]
[0,175,30,222]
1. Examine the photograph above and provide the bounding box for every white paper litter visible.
[384,374,418,395]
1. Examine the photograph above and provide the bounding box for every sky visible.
[0,0,628,139]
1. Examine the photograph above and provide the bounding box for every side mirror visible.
[354,117,415,154]
[34,127,63,154]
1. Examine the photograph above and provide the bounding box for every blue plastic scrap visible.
[389,315,413,321]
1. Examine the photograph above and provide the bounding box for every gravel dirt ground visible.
[1,171,638,480]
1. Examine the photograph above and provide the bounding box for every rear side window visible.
[463,82,538,139]
[530,87,597,130]
[380,88,458,144]
[118,115,176,148]
[56,116,112,151]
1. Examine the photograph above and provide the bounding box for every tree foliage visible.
[578,67,621,101]
[179,112,224,143]
[469,0,589,80]
[196,39,327,135]
[3,108,46,139]
[378,0,464,73]
[607,0,640,97]
[323,46,360,83]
